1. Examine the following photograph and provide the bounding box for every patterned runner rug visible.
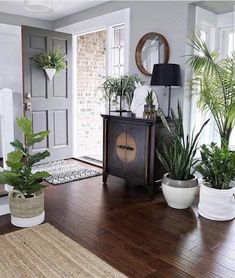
[0,223,126,277]
[32,160,101,185]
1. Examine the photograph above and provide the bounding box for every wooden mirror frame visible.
[135,32,170,76]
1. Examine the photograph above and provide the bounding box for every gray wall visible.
[0,12,52,29]
[0,1,196,132]
[54,1,196,117]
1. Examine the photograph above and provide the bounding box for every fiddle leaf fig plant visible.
[0,117,50,197]
[34,48,66,72]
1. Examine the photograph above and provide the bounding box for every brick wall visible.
[76,30,106,159]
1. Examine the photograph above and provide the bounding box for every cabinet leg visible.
[103,173,108,185]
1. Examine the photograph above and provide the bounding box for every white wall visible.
[217,11,234,28]
[0,24,22,157]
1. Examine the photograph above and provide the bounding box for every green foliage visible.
[100,74,142,109]
[156,103,209,181]
[34,48,66,72]
[0,117,50,197]
[187,28,235,144]
[145,89,154,106]
[196,142,235,190]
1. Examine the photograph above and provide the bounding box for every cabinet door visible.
[107,120,126,176]
[125,122,148,182]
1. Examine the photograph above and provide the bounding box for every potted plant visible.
[196,142,235,221]
[143,89,156,119]
[188,29,235,145]
[0,117,50,227]
[100,74,142,113]
[156,104,209,209]
[34,48,66,80]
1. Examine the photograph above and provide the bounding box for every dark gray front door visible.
[22,26,72,162]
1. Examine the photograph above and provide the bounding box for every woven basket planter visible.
[8,190,45,227]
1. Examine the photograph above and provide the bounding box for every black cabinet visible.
[102,115,171,197]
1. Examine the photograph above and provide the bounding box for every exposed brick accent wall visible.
[76,30,106,159]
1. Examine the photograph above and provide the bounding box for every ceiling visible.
[195,1,235,14]
[1,1,234,22]
[0,0,109,20]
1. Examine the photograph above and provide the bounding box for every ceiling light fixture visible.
[24,0,53,13]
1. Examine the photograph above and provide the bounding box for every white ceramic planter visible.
[11,211,45,228]
[162,174,199,209]
[198,183,235,221]
[44,67,56,80]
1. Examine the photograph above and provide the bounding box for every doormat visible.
[79,156,103,167]
[32,160,101,185]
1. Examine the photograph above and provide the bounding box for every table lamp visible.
[150,63,182,118]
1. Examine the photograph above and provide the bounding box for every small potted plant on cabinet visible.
[196,142,235,221]
[34,48,66,80]
[0,117,50,227]
[156,104,209,209]
[144,89,156,119]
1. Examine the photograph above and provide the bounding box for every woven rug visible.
[32,160,101,185]
[0,223,126,278]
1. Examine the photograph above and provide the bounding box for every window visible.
[190,28,219,149]
[221,28,235,150]
[221,28,235,58]
[190,26,235,150]
[110,24,125,77]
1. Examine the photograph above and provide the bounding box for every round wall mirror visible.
[135,32,170,76]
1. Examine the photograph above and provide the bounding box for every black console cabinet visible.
[101,115,172,197]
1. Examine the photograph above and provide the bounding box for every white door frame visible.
[56,9,130,158]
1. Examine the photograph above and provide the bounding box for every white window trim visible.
[107,24,125,77]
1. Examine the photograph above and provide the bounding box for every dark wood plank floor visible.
[0,161,235,278]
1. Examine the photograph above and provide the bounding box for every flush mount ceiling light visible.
[24,0,53,13]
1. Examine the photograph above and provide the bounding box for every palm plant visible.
[156,103,209,180]
[187,29,235,145]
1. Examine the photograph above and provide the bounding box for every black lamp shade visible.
[150,63,182,87]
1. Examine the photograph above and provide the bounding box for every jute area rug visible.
[0,223,127,278]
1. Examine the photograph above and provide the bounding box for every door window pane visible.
[111,24,125,77]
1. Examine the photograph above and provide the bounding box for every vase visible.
[44,67,56,80]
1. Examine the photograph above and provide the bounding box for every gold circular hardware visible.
[116,133,137,163]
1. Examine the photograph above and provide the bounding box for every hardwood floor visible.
[0,162,235,277]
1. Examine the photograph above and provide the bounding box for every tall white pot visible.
[198,183,235,221]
